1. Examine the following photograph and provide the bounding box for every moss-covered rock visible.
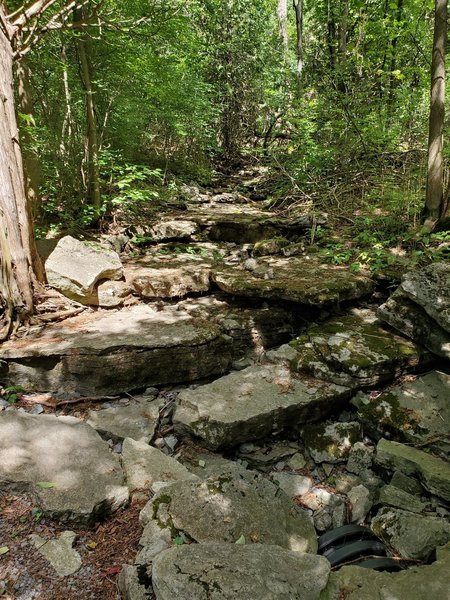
[301,421,362,463]
[290,308,431,387]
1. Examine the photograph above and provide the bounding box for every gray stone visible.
[287,452,307,471]
[314,510,333,533]
[178,447,250,480]
[377,288,450,359]
[96,279,130,307]
[118,565,148,600]
[320,542,450,600]
[375,438,450,501]
[399,262,450,333]
[87,398,161,443]
[332,500,348,528]
[135,520,172,565]
[45,236,123,304]
[0,412,128,524]
[152,543,330,600]
[371,508,450,561]
[150,220,199,241]
[355,371,450,456]
[237,442,299,470]
[302,422,362,464]
[212,257,374,306]
[271,472,312,497]
[122,438,197,493]
[291,309,431,387]
[0,304,233,395]
[174,364,351,450]
[141,473,317,554]
[374,484,427,513]
[390,471,423,496]
[347,485,372,523]
[31,531,81,576]
[346,442,374,475]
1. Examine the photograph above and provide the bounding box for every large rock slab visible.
[174,363,352,449]
[1,296,294,395]
[355,371,450,456]
[320,542,450,600]
[124,248,213,298]
[399,262,450,333]
[375,438,450,501]
[151,543,330,600]
[290,309,431,387]
[0,305,233,395]
[212,257,374,305]
[141,471,317,553]
[377,289,450,359]
[371,508,450,560]
[0,411,128,524]
[149,219,199,241]
[45,236,123,304]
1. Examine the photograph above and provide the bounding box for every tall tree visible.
[424,0,447,228]
[293,0,304,90]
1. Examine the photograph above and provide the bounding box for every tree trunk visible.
[277,0,288,55]
[424,0,447,228]
[338,0,348,61]
[0,9,35,338]
[74,8,101,213]
[293,0,304,91]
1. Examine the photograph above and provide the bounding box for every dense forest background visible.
[1,0,450,337]
[9,0,443,224]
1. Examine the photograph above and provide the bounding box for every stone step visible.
[212,256,374,306]
[0,298,293,396]
[174,362,352,449]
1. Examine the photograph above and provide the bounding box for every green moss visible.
[358,393,423,434]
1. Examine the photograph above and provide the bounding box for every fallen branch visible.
[22,393,120,407]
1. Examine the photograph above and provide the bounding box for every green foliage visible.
[0,385,24,404]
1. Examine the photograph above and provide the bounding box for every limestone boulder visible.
[399,262,450,333]
[0,411,128,524]
[140,471,317,553]
[174,363,352,449]
[45,236,123,304]
[320,543,450,600]
[377,289,450,359]
[151,543,330,600]
[212,257,374,305]
[290,309,431,387]
[371,508,450,561]
[375,438,450,501]
[355,371,450,456]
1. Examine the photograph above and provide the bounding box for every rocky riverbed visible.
[0,168,449,600]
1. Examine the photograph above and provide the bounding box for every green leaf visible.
[173,536,184,545]
[198,459,206,468]
[0,547,9,556]
[36,481,57,489]
[235,534,246,545]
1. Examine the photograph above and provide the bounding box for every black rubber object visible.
[324,540,387,567]
[351,557,404,572]
[318,524,377,554]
